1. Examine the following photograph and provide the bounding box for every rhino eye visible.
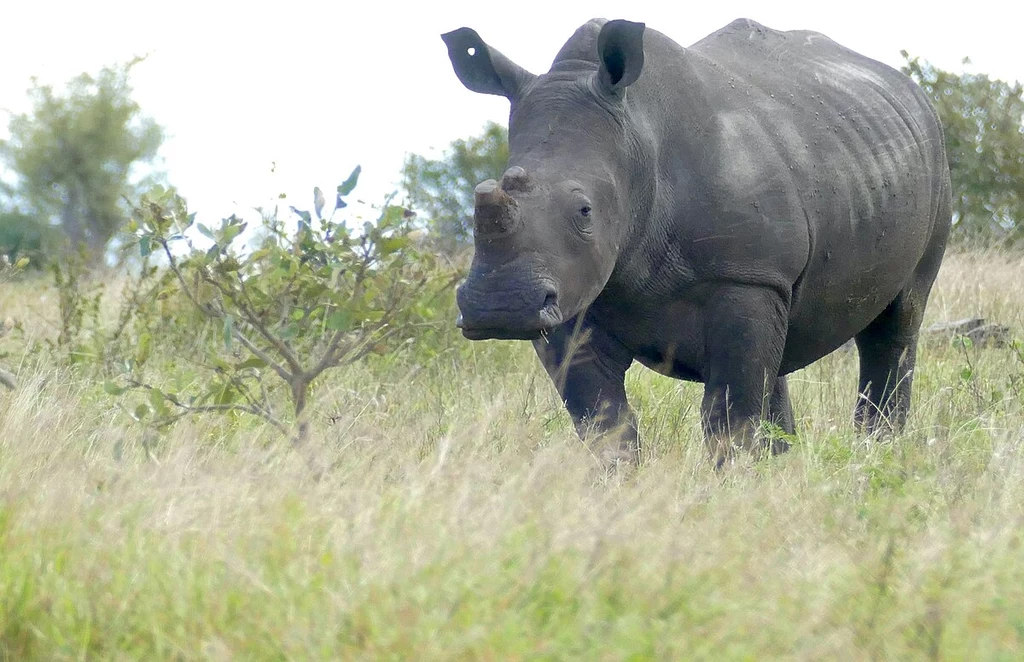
[580,205,592,217]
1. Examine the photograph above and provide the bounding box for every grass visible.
[1,249,1023,660]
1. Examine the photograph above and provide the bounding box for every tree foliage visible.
[401,121,508,251]
[0,210,57,269]
[902,53,1024,244]
[0,58,165,264]
[113,170,454,446]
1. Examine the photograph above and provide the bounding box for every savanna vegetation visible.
[1,224,1024,659]
[0,48,1022,660]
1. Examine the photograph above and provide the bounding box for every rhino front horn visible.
[474,179,506,207]
[474,179,516,234]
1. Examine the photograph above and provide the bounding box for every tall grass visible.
[0,250,1023,660]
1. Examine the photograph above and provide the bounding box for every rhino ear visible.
[441,27,535,100]
[596,20,646,95]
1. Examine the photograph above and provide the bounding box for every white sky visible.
[1,0,1022,225]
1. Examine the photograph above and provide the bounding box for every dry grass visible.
[0,250,1023,660]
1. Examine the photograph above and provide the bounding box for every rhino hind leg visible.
[853,244,946,434]
[853,188,949,435]
[852,293,922,433]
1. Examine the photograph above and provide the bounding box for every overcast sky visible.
[1,0,1021,224]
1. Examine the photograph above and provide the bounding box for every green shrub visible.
[109,168,457,445]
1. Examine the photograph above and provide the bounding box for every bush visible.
[108,168,458,446]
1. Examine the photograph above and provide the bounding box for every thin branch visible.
[159,238,296,382]
[232,328,293,383]
[125,378,290,435]
[310,327,354,377]
[230,272,305,375]
[159,239,216,317]
[153,406,289,436]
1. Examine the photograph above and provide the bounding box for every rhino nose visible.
[455,278,562,341]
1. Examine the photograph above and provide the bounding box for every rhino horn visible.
[474,179,515,234]
[501,165,532,192]
[474,179,506,206]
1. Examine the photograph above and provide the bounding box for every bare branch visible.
[232,328,293,383]
[231,273,305,375]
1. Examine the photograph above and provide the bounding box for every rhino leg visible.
[853,291,925,434]
[853,216,947,434]
[700,286,790,467]
[767,375,794,454]
[853,293,920,433]
[532,317,638,466]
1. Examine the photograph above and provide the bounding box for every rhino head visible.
[442,20,647,340]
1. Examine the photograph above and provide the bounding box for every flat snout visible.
[459,166,565,340]
[456,276,562,340]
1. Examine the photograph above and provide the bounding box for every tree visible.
[902,53,1024,244]
[401,121,508,251]
[0,58,166,265]
[0,210,57,269]
[115,172,452,449]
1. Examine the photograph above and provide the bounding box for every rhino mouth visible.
[456,294,562,341]
[460,326,547,341]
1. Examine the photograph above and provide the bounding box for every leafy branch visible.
[110,167,452,445]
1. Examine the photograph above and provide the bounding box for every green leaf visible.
[378,235,408,256]
[133,403,151,421]
[215,383,236,406]
[960,367,973,381]
[338,165,362,197]
[149,387,170,418]
[209,355,232,373]
[139,236,151,257]
[237,357,267,370]
[136,332,152,366]
[14,257,30,269]
[222,222,247,245]
[223,315,234,349]
[103,381,127,396]
[326,309,352,331]
[379,205,405,229]
[197,223,215,240]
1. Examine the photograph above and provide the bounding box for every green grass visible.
[1,250,1023,660]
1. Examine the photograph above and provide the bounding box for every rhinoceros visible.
[441,18,951,466]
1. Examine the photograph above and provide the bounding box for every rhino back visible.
[604,18,949,372]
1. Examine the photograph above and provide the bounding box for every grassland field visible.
[0,249,1023,660]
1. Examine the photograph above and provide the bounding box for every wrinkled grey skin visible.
[442,18,951,466]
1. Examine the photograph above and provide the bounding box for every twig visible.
[125,378,290,435]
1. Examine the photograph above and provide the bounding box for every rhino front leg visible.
[532,317,638,466]
[701,286,791,467]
